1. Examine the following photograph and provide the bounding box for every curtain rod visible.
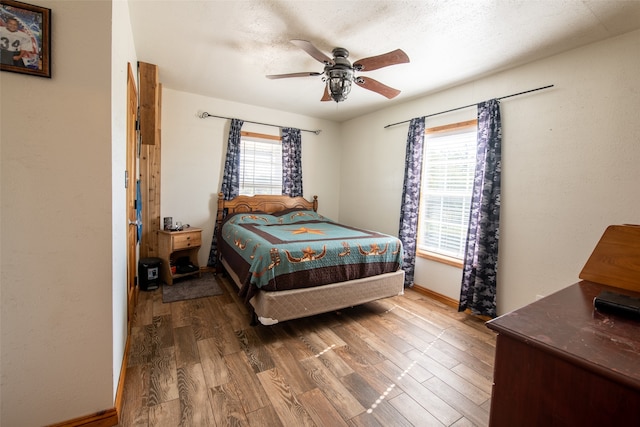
[198,112,322,135]
[384,84,554,129]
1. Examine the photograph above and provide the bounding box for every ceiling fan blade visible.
[354,49,409,71]
[291,39,334,65]
[355,76,401,99]
[320,84,332,102]
[266,72,322,79]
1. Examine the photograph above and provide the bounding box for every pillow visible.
[272,209,329,223]
[226,212,276,225]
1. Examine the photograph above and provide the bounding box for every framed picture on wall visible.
[0,0,51,77]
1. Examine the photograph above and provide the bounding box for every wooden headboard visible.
[215,192,318,233]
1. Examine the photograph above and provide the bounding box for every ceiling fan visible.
[266,39,409,103]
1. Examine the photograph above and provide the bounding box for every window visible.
[239,132,282,195]
[417,120,477,264]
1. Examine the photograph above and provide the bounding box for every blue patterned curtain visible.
[208,118,244,267]
[219,118,244,200]
[281,127,303,197]
[398,117,426,287]
[458,99,502,317]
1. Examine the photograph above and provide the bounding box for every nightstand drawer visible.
[173,232,201,250]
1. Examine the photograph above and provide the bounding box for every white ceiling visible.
[128,0,640,122]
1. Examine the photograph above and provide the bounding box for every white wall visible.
[111,0,137,399]
[0,1,115,425]
[340,29,640,315]
[160,89,342,268]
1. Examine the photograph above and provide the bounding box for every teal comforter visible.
[219,209,403,301]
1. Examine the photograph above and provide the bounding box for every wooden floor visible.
[118,275,496,426]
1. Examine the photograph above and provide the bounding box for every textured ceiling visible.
[128,0,640,122]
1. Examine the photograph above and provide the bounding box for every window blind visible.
[239,139,282,195]
[418,128,477,259]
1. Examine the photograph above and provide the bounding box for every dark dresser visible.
[486,225,640,426]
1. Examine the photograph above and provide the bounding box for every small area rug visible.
[162,272,223,303]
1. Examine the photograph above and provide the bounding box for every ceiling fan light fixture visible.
[268,40,407,103]
[327,68,353,102]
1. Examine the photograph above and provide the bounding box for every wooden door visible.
[126,63,139,328]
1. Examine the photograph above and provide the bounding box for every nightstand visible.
[158,227,202,285]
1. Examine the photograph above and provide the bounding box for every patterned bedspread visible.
[219,209,403,302]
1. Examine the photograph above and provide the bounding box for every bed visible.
[215,192,405,325]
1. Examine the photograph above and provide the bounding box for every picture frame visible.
[0,0,50,77]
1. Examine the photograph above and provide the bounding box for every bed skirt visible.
[221,257,404,325]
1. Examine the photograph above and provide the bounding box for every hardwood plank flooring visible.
[118,275,496,426]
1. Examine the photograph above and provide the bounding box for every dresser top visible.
[487,280,640,389]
